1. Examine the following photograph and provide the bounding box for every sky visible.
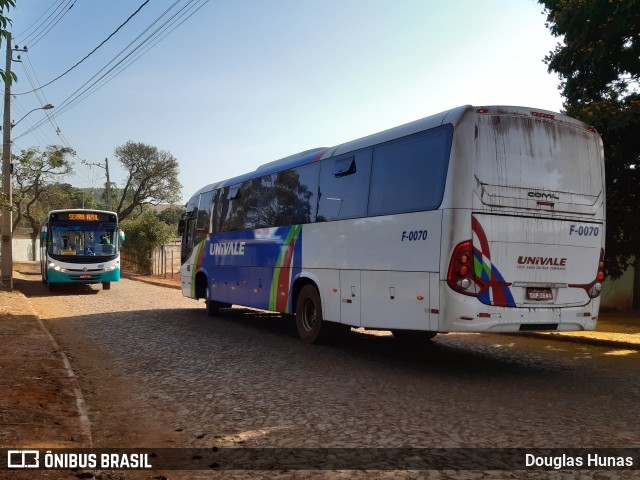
[6,0,565,204]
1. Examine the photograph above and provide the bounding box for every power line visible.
[14,0,211,139]
[14,0,151,96]
[14,0,69,45]
[53,0,207,117]
[19,0,78,48]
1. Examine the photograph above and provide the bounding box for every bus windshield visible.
[48,223,119,257]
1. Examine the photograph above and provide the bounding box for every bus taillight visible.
[590,249,606,298]
[447,241,477,296]
[531,111,555,120]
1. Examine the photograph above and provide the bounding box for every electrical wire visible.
[14,0,211,139]
[19,0,78,49]
[14,0,68,45]
[53,0,207,117]
[14,0,151,96]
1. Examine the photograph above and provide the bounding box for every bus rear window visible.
[475,116,603,196]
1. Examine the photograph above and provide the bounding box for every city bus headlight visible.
[103,265,117,272]
[49,262,66,272]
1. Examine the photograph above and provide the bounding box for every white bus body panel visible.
[303,211,442,330]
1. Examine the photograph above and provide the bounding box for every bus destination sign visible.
[69,213,100,221]
[53,212,113,222]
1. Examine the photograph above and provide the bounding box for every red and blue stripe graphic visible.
[472,217,516,307]
[201,225,303,313]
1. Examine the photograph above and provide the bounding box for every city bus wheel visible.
[296,284,330,344]
[102,282,111,290]
[391,330,437,344]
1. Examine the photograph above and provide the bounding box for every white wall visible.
[12,238,39,261]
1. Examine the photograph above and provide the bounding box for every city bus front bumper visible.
[47,267,120,284]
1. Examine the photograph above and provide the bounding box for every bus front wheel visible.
[205,286,229,316]
[296,284,337,344]
[103,282,111,290]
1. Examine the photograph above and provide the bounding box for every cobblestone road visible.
[14,271,640,479]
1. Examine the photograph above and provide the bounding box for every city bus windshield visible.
[48,223,119,257]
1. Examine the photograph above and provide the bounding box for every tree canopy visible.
[12,146,75,236]
[540,0,640,286]
[114,141,182,221]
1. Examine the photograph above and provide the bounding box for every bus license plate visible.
[527,288,553,301]
[79,274,92,279]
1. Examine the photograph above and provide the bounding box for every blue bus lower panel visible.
[47,268,120,284]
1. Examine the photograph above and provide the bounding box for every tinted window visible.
[218,163,320,231]
[368,124,452,216]
[272,163,319,225]
[318,148,372,221]
[196,191,213,236]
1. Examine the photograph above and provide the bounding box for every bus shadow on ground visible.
[204,306,561,380]
[13,277,100,297]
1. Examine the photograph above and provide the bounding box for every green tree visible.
[120,208,174,274]
[0,0,16,84]
[157,204,185,232]
[39,183,97,212]
[12,146,74,233]
[540,0,640,307]
[113,141,182,221]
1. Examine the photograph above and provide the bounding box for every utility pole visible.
[83,158,112,211]
[1,33,13,290]
[105,157,112,211]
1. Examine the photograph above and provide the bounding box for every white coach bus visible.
[180,105,605,343]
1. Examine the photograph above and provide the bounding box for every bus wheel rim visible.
[302,298,316,331]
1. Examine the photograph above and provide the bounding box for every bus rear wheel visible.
[296,284,338,344]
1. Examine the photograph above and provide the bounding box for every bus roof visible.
[47,208,118,216]
[197,104,594,192]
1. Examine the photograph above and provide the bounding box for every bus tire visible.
[295,284,331,344]
[205,286,228,316]
[391,329,437,344]
[102,282,111,290]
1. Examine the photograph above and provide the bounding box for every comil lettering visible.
[210,242,246,256]
[528,191,560,200]
[517,256,567,267]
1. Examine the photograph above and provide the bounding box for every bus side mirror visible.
[40,228,47,241]
[178,220,185,236]
[119,229,125,242]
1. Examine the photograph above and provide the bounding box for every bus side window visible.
[318,148,372,222]
[368,125,452,216]
[195,189,214,244]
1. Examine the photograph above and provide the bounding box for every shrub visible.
[120,210,174,274]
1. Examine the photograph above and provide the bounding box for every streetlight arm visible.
[11,103,54,129]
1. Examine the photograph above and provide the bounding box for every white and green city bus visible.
[180,105,606,343]
[40,209,124,291]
